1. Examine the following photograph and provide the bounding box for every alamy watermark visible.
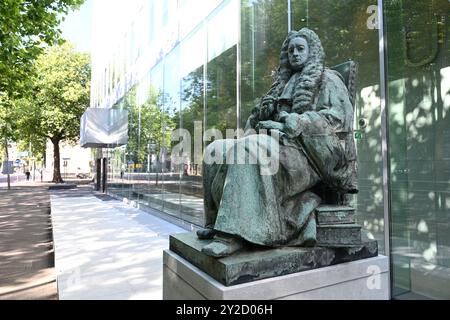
[366,5,379,30]
[366,265,382,290]
[65,267,82,290]
[171,121,281,176]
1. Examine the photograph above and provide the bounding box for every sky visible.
[60,0,140,57]
[59,0,94,53]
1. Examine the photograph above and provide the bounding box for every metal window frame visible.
[377,0,392,300]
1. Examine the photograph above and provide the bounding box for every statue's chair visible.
[315,60,359,206]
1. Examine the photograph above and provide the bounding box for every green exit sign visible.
[355,131,364,140]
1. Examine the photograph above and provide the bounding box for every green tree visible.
[0,97,19,188]
[15,97,47,162]
[0,0,84,97]
[20,43,90,183]
[1,0,84,188]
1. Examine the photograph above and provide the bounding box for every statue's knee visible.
[302,119,331,135]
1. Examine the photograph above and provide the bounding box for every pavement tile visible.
[51,186,185,300]
[0,186,57,300]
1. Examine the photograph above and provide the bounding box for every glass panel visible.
[148,0,156,46]
[197,0,239,227]
[141,62,166,212]
[160,0,179,55]
[161,47,181,218]
[108,145,126,197]
[207,0,238,136]
[107,97,128,199]
[240,0,289,129]
[134,72,153,211]
[179,0,224,39]
[124,86,141,204]
[291,0,386,253]
[106,89,136,200]
[385,0,450,300]
[178,25,207,226]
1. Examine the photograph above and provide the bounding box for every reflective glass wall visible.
[106,0,238,226]
[105,0,386,248]
[95,0,450,300]
[385,0,450,299]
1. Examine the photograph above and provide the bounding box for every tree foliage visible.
[19,42,90,181]
[0,0,84,97]
[0,0,85,182]
[33,43,90,140]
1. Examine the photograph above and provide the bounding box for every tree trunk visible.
[51,138,63,183]
[3,136,10,190]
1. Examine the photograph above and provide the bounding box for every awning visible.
[80,108,128,148]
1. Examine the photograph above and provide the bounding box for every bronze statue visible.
[198,28,357,257]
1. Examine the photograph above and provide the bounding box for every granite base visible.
[163,250,389,300]
[169,232,379,286]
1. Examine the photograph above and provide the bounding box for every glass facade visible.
[385,0,450,300]
[91,0,450,299]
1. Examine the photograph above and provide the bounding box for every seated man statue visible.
[198,28,356,258]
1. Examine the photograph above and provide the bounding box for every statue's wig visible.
[268,28,325,113]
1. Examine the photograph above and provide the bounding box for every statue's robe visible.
[203,69,354,247]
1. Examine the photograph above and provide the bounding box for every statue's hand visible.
[277,111,290,122]
[256,120,285,132]
[277,111,302,138]
[258,95,276,120]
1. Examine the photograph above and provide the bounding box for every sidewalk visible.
[0,186,57,299]
[50,186,185,300]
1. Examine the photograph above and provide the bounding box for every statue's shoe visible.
[302,237,317,247]
[201,237,243,258]
[301,215,317,247]
[196,228,217,240]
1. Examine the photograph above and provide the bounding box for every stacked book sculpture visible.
[316,205,362,247]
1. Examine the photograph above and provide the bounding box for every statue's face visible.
[288,37,309,71]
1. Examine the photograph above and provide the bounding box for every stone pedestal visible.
[164,232,389,299]
[163,250,389,300]
[169,232,379,286]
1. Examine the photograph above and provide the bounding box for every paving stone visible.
[0,186,57,299]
